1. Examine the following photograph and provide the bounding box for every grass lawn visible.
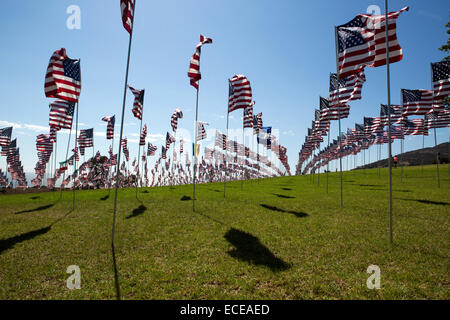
[0,165,449,299]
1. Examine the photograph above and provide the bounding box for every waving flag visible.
[188,35,213,89]
[179,139,184,154]
[165,132,176,150]
[404,119,427,136]
[431,61,450,104]
[380,104,404,125]
[128,85,144,120]
[36,134,53,153]
[425,111,450,129]
[44,48,81,102]
[329,70,365,106]
[336,7,408,78]
[147,143,157,156]
[79,129,94,148]
[102,115,115,140]
[319,96,349,120]
[401,89,433,116]
[0,127,13,147]
[243,101,254,128]
[120,0,135,34]
[196,121,208,141]
[49,100,75,130]
[171,108,183,132]
[140,124,147,146]
[253,112,263,134]
[228,75,252,113]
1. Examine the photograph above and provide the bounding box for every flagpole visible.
[421,129,425,175]
[400,138,404,182]
[112,3,135,300]
[73,101,79,210]
[193,87,199,210]
[384,0,394,243]
[241,120,245,190]
[224,99,229,197]
[136,116,143,199]
[434,127,440,188]
[54,132,58,190]
[60,126,72,198]
[334,28,344,208]
[327,127,330,193]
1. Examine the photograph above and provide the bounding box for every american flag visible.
[179,139,184,154]
[120,0,134,34]
[102,115,115,140]
[171,108,183,132]
[425,110,450,129]
[49,100,75,130]
[44,48,81,103]
[319,96,349,120]
[404,119,427,136]
[0,127,13,147]
[390,125,404,140]
[140,124,147,146]
[228,75,252,113]
[336,7,408,78]
[1,138,16,156]
[128,85,144,120]
[401,89,433,116]
[214,131,227,150]
[431,60,450,106]
[162,146,167,159]
[121,138,129,161]
[243,101,254,128]
[78,129,94,148]
[187,35,213,89]
[329,70,365,106]
[364,117,383,134]
[50,127,57,143]
[196,121,208,141]
[380,104,405,125]
[253,112,263,134]
[257,127,272,149]
[36,134,53,153]
[147,143,157,156]
[165,132,176,149]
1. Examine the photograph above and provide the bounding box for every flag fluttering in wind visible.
[319,96,349,120]
[401,89,433,116]
[380,104,404,125]
[179,139,184,154]
[102,115,115,140]
[253,112,263,134]
[128,85,144,120]
[120,0,135,34]
[49,100,75,130]
[431,61,450,105]
[188,35,213,89]
[329,71,365,106]
[243,101,254,128]
[0,127,13,147]
[171,108,183,132]
[165,132,176,150]
[228,75,252,113]
[78,129,94,148]
[404,119,427,136]
[147,143,157,156]
[336,6,408,78]
[140,124,147,146]
[257,127,272,149]
[196,121,208,141]
[44,48,81,102]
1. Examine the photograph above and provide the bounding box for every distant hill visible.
[356,142,449,169]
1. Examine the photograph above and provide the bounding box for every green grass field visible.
[0,165,449,299]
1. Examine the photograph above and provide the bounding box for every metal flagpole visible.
[73,101,79,210]
[241,116,244,190]
[434,127,440,188]
[136,112,143,199]
[327,126,330,193]
[421,131,425,175]
[60,125,72,199]
[333,30,344,208]
[400,138,404,182]
[110,132,114,191]
[193,87,199,210]
[384,0,394,243]
[112,3,135,299]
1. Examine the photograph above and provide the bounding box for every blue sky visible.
[1,0,449,176]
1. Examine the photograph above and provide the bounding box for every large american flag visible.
[171,108,183,132]
[78,129,94,148]
[319,96,349,120]
[49,100,75,130]
[120,0,135,34]
[187,35,213,89]
[243,101,254,128]
[36,134,53,153]
[128,85,144,120]
[101,115,115,140]
[431,60,450,105]
[228,75,252,113]
[0,127,13,147]
[140,124,147,146]
[329,70,365,106]
[336,7,408,78]
[44,48,81,103]
[147,143,157,156]
[404,119,427,136]
[401,89,433,116]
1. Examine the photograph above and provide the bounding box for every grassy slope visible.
[0,165,448,299]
